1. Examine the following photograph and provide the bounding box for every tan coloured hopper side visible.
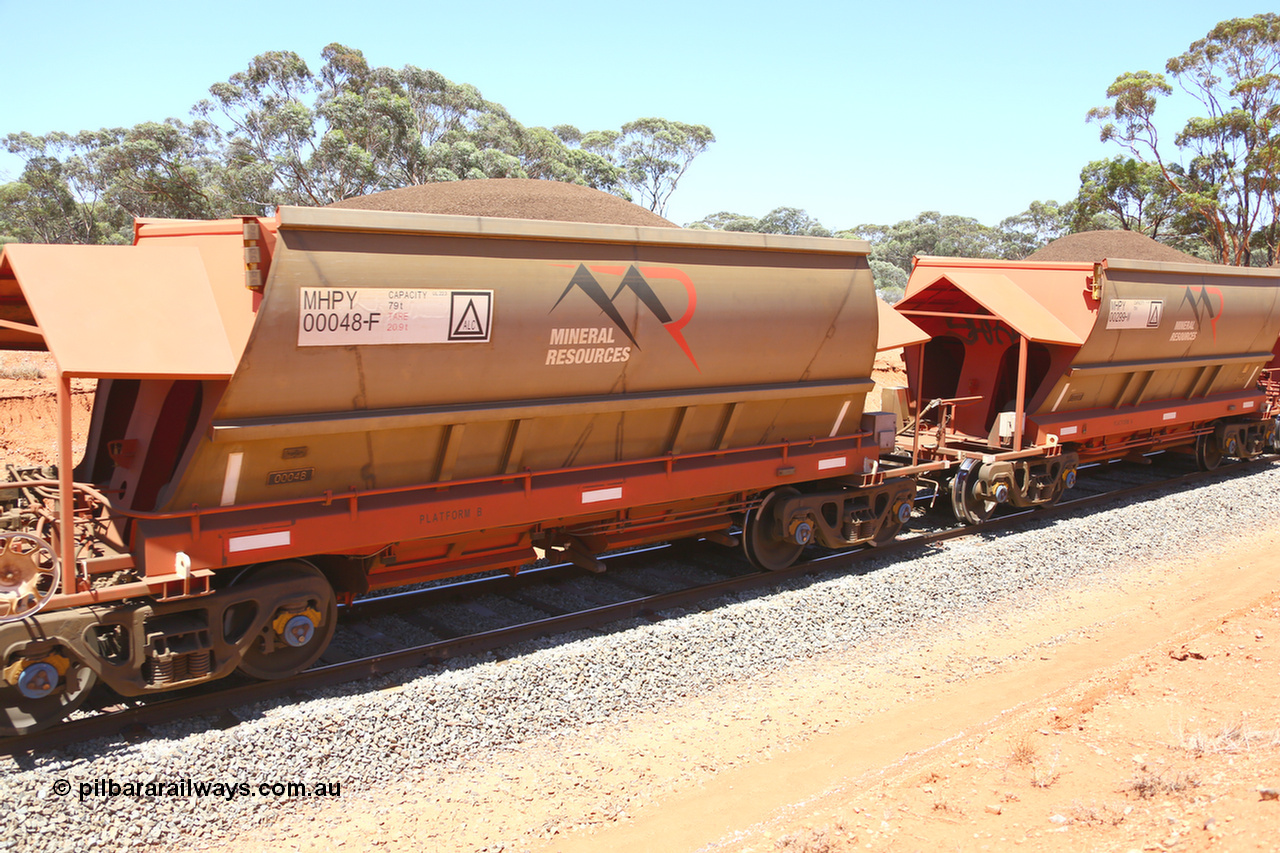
[1030,258,1280,444]
[157,206,883,514]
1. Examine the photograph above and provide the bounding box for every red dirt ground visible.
[0,352,93,468]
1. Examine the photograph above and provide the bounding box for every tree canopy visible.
[2,120,227,243]
[5,18,1274,268]
[612,119,714,217]
[1072,156,1180,237]
[836,209,1070,302]
[688,204,1073,303]
[1087,13,1280,265]
[0,44,713,243]
[687,206,831,237]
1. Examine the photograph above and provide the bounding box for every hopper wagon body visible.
[892,255,1280,523]
[0,207,915,733]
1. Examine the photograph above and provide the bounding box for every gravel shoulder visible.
[5,463,1280,853]
[522,520,1280,853]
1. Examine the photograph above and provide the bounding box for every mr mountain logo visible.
[1174,284,1225,343]
[546,264,700,371]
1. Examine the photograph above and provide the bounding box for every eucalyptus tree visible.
[996,200,1074,258]
[197,44,626,208]
[1072,156,1181,236]
[2,119,227,243]
[613,119,715,216]
[687,207,830,236]
[841,211,1007,275]
[1,44,707,243]
[1087,14,1280,265]
[0,148,101,244]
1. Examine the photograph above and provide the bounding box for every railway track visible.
[2,453,1261,757]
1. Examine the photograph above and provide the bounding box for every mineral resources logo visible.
[1177,285,1224,342]
[547,264,700,371]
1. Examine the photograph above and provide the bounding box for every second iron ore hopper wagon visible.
[0,206,915,733]
[890,255,1280,523]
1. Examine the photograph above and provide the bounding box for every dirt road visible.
[205,515,1280,853]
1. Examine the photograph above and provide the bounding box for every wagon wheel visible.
[1040,464,1076,508]
[950,458,996,525]
[742,488,805,571]
[869,496,914,547]
[1195,432,1223,472]
[0,653,99,736]
[234,562,337,681]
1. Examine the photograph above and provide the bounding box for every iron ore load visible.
[888,254,1280,523]
[0,194,915,734]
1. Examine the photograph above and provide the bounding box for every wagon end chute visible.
[0,243,237,380]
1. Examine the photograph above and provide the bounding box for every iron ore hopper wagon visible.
[889,255,1280,523]
[0,207,916,734]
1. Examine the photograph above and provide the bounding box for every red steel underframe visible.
[46,430,897,611]
[902,389,1265,468]
[1029,389,1265,457]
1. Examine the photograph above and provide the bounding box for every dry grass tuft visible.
[774,822,855,852]
[1068,800,1128,826]
[0,361,44,380]
[931,797,963,815]
[1008,735,1038,766]
[1029,750,1062,789]
[1128,768,1199,799]
[1178,718,1280,756]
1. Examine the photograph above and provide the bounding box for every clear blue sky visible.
[0,0,1250,230]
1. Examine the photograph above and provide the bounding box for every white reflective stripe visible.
[221,452,243,507]
[228,531,291,553]
[1051,383,1070,413]
[582,487,622,504]
[829,400,851,437]
[818,456,847,471]
[1162,411,1177,421]
[1059,426,1078,437]
[1245,400,1256,409]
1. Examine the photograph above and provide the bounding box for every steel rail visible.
[3,457,1267,757]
